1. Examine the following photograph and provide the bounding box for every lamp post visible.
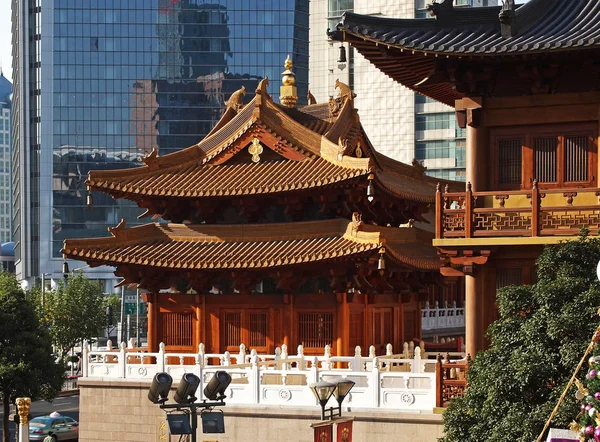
[148,371,232,442]
[40,272,52,316]
[309,378,355,421]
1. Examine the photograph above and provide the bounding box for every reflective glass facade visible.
[13,0,309,282]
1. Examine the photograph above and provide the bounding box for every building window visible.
[498,138,522,185]
[298,312,334,349]
[492,124,597,189]
[222,310,269,351]
[162,312,193,348]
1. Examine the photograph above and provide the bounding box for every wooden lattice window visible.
[498,138,522,185]
[372,308,392,350]
[534,137,558,183]
[496,268,523,291]
[162,312,193,347]
[222,310,269,351]
[249,313,267,348]
[564,135,589,182]
[298,312,334,348]
[223,312,241,348]
[492,124,596,189]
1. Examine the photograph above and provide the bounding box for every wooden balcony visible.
[434,182,600,246]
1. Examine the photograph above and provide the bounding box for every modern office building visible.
[0,72,12,245]
[11,0,309,289]
[309,0,497,181]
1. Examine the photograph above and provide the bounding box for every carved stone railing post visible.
[352,346,363,372]
[413,346,422,373]
[274,347,282,370]
[323,345,332,370]
[158,342,165,372]
[371,357,380,407]
[82,340,89,377]
[309,357,320,394]
[118,342,126,378]
[239,343,247,365]
[281,344,289,371]
[198,343,206,367]
[297,345,306,370]
[250,352,259,404]
[465,182,473,238]
[222,351,231,367]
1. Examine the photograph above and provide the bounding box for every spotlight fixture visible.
[203,371,232,401]
[174,373,201,405]
[148,373,173,404]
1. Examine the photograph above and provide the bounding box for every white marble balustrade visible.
[421,301,465,331]
[83,341,465,413]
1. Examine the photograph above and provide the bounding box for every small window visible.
[298,312,334,348]
[498,138,522,185]
[564,135,589,182]
[162,312,193,347]
[223,312,241,348]
[534,137,558,183]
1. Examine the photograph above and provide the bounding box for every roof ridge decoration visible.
[426,0,455,25]
[254,77,271,112]
[108,219,127,239]
[224,85,246,111]
[141,148,159,170]
[499,0,516,38]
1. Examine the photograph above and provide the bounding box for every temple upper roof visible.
[335,0,600,57]
[86,79,456,209]
[330,0,600,106]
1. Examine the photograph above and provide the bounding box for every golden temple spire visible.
[280,55,297,108]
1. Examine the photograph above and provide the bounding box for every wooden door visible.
[372,308,393,354]
[221,309,269,353]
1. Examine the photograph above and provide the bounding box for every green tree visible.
[441,234,600,442]
[44,272,105,358]
[0,272,64,442]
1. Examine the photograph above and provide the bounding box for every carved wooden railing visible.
[435,353,470,408]
[435,182,600,239]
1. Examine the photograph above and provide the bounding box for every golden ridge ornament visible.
[249,138,263,163]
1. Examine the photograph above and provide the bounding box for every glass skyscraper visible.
[12,0,309,288]
[0,72,11,244]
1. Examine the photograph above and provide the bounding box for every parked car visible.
[29,413,78,441]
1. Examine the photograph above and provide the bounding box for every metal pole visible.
[136,287,140,347]
[119,286,125,344]
[41,273,45,316]
[191,404,197,442]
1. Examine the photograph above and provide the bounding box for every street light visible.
[309,378,355,421]
[148,371,232,442]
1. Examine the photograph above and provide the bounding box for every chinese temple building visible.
[62,58,460,356]
[330,0,600,357]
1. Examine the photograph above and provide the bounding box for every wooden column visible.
[336,293,349,356]
[147,292,158,352]
[465,272,482,358]
[464,102,487,192]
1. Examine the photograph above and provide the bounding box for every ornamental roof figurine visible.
[280,55,297,108]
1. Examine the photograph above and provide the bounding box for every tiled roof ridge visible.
[337,0,600,57]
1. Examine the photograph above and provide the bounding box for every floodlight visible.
[174,373,201,404]
[166,413,192,435]
[148,372,173,404]
[203,371,232,401]
[201,411,225,434]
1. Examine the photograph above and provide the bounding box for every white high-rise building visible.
[0,72,11,244]
[309,0,498,181]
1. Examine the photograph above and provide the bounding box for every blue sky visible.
[0,0,530,85]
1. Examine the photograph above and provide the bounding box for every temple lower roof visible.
[61,218,440,272]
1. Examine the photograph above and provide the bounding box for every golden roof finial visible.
[280,55,298,107]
